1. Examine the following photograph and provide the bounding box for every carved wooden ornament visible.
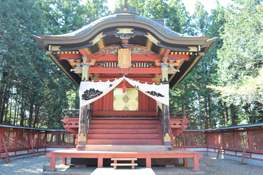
[118,49,131,68]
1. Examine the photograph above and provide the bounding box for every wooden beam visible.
[168,54,189,61]
[89,67,161,74]
[59,54,190,62]
[93,111,158,116]
[79,48,92,59]
[60,54,82,59]
[99,74,154,78]
[163,49,170,56]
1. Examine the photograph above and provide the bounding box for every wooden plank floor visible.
[46,148,203,170]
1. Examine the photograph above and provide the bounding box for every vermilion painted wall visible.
[93,81,156,112]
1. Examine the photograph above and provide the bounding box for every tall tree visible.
[214,0,263,124]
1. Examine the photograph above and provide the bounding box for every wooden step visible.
[111,163,138,169]
[88,134,162,139]
[89,124,160,129]
[91,119,160,125]
[88,128,162,134]
[111,158,137,161]
[87,139,163,145]
[110,163,138,166]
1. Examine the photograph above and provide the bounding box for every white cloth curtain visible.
[79,77,169,107]
[79,77,124,107]
[125,78,169,106]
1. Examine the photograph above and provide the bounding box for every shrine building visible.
[34,5,217,171]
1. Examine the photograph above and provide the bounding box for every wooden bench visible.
[111,158,138,169]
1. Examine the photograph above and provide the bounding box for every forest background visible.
[0,0,262,129]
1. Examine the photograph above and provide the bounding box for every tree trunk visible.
[184,84,189,120]
[223,102,229,126]
[204,96,208,129]
[0,85,4,123]
[33,105,39,128]
[230,104,237,126]
[28,102,34,127]
[3,102,9,124]
[13,93,18,125]
[20,101,25,126]
[0,84,7,123]
[9,97,12,125]
[208,94,212,128]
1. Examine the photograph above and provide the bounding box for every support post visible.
[78,105,88,145]
[98,155,103,167]
[184,158,190,167]
[61,157,67,165]
[233,132,237,148]
[15,132,18,149]
[146,155,151,168]
[162,103,171,146]
[241,133,249,164]
[50,154,56,169]
[1,132,10,163]
[193,154,200,171]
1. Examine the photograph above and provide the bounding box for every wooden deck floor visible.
[46,148,202,170]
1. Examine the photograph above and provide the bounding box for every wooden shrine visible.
[35,5,216,171]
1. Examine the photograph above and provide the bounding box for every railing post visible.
[248,131,252,150]
[15,131,18,149]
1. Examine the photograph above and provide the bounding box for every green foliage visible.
[0,0,108,128]
[1,0,262,129]
[213,0,263,124]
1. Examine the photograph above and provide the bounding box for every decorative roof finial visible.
[113,0,138,15]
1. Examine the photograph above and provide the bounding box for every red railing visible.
[0,127,75,160]
[1,124,263,162]
[173,128,263,161]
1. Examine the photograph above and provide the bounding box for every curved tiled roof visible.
[58,15,186,38]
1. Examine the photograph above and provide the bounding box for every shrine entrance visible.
[35,4,216,171]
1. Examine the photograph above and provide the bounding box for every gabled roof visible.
[34,6,217,88]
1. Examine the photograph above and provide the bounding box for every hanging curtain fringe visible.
[79,77,169,107]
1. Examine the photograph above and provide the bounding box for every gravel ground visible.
[198,156,263,175]
[0,153,69,175]
[1,154,263,175]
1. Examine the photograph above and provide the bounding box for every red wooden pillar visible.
[14,132,18,149]
[248,131,252,150]
[193,154,199,170]
[184,134,186,147]
[44,132,47,147]
[184,158,189,166]
[50,154,56,169]
[233,132,237,148]
[98,155,103,167]
[37,132,40,147]
[1,132,10,163]
[61,157,67,165]
[233,132,237,155]
[146,155,151,168]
